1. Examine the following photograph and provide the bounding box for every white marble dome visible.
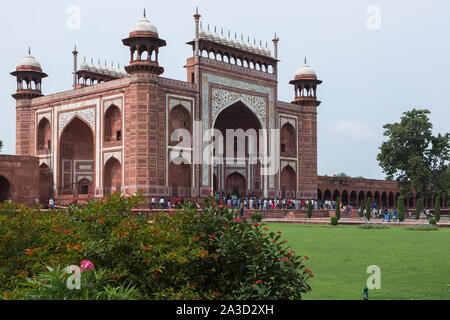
[295,64,316,77]
[131,17,158,34]
[17,55,41,69]
[79,59,89,70]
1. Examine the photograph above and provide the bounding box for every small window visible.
[47,140,51,150]
[116,131,122,141]
[281,144,286,153]
[81,185,89,194]
[191,72,195,83]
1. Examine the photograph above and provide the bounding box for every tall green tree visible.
[398,196,405,223]
[365,197,372,222]
[377,109,450,206]
[0,141,3,152]
[434,196,440,223]
[307,200,313,220]
[415,198,423,221]
[335,197,341,220]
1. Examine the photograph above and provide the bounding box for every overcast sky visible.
[1,0,449,179]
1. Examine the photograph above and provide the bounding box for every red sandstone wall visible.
[0,155,39,205]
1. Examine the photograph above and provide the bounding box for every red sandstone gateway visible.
[4,9,436,208]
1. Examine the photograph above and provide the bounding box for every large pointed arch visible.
[59,117,94,196]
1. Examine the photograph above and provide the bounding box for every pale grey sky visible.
[1,0,449,179]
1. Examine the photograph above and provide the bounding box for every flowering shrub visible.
[0,192,312,300]
[9,263,141,300]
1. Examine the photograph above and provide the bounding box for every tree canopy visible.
[377,109,449,198]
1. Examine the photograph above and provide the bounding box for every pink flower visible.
[254,223,259,226]
[80,260,95,272]
[235,218,240,222]
[210,234,216,239]
[281,257,287,261]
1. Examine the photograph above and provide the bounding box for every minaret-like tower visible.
[122,9,166,76]
[289,58,322,107]
[290,59,322,200]
[10,48,48,155]
[121,11,168,200]
[11,48,48,100]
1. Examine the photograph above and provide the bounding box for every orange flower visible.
[25,249,32,256]
[198,250,208,259]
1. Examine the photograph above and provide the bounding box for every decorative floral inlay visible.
[37,112,51,125]
[169,98,192,114]
[281,160,296,172]
[104,98,122,114]
[104,151,122,165]
[281,117,296,129]
[226,168,247,178]
[58,107,95,137]
[211,88,266,125]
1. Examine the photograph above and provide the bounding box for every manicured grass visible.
[266,223,450,300]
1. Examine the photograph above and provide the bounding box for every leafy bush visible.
[250,212,262,223]
[358,224,389,229]
[429,218,437,225]
[0,193,312,300]
[331,216,338,226]
[405,225,438,231]
[9,263,141,300]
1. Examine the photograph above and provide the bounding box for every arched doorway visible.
[226,172,245,196]
[374,191,380,207]
[39,163,53,204]
[333,190,340,201]
[381,192,387,207]
[280,165,296,198]
[358,191,365,205]
[104,158,121,195]
[388,192,394,208]
[341,190,349,205]
[324,189,331,200]
[59,117,94,196]
[214,101,262,196]
[317,189,323,201]
[0,175,10,202]
[350,191,357,206]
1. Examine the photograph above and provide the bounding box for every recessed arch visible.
[37,117,51,153]
[226,172,245,196]
[280,122,296,157]
[280,166,296,198]
[104,105,122,143]
[59,117,94,196]
[0,175,10,202]
[104,157,121,195]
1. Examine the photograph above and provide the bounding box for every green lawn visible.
[266,223,450,300]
